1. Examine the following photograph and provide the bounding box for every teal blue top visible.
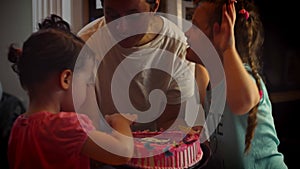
[205,65,288,169]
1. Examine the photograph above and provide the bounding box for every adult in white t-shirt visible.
[77,0,197,132]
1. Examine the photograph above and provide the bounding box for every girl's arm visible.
[213,2,260,115]
[81,113,136,165]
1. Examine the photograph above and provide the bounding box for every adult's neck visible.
[135,15,163,47]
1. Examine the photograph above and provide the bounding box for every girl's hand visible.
[120,113,138,125]
[213,1,236,56]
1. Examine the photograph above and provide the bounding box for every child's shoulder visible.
[57,112,91,123]
[59,112,95,132]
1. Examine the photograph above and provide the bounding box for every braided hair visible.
[234,0,264,154]
[218,0,264,154]
[195,0,264,153]
[8,14,85,90]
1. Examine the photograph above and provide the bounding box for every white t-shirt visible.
[78,16,196,130]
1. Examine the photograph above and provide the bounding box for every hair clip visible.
[259,90,263,99]
[239,9,250,20]
[16,48,22,57]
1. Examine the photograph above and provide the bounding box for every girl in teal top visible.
[207,65,287,169]
[185,0,288,168]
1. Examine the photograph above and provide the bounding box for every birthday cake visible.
[127,130,203,169]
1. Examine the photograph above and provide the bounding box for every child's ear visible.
[60,69,73,90]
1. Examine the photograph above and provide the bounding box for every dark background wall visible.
[256,0,300,91]
[256,0,299,168]
[0,0,32,108]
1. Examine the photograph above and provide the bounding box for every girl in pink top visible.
[7,14,136,169]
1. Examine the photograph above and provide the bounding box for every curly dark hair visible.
[8,14,85,90]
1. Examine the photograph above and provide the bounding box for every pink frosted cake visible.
[127,130,203,169]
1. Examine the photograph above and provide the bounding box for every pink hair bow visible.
[239,9,250,20]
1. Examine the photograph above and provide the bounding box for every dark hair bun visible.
[8,44,22,64]
[8,44,22,74]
